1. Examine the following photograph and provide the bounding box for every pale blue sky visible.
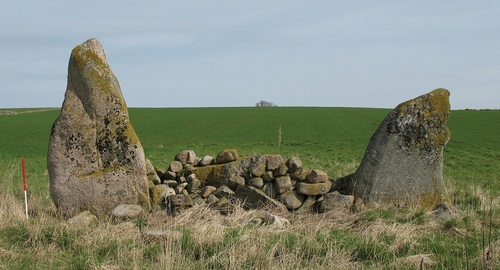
[1,1,499,109]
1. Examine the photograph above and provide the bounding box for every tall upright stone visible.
[352,89,451,209]
[48,38,150,217]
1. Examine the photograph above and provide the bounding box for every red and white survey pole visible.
[22,158,28,220]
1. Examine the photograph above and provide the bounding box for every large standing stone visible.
[352,89,451,209]
[47,38,150,218]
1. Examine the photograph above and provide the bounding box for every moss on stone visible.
[388,88,451,164]
[295,181,332,196]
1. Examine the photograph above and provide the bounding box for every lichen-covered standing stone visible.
[352,89,451,209]
[48,38,150,217]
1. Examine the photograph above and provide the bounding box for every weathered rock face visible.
[318,192,354,213]
[352,89,451,209]
[48,38,150,218]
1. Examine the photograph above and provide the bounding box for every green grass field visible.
[0,107,498,197]
[0,107,499,269]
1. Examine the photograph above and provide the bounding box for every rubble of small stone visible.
[145,149,354,216]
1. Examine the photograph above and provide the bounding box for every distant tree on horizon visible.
[255,100,277,107]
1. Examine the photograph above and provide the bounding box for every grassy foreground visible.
[0,107,499,269]
[0,161,498,269]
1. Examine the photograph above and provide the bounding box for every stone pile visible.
[146,149,354,214]
[49,38,453,220]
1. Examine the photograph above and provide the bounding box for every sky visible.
[1,1,499,109]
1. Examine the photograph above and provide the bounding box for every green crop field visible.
[0,107,498,197]
[0,107,499,269]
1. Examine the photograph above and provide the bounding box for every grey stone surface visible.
[67,210,98,226]
[262,171,275,182]
[275,175,292,194]
[199,186,217,198]
[225,175,245,190]
[213,185,235,199]
[286,157,303,173]
[145,159,155,175]
[262,182,277,198]
[266,155,283,171]
[161,171,176,181]
[186,173,196,183]
[248,177,264,189]
[198,155,214,166]
[295,180,332,196]
[273,163,288,177]
[148,173,161,185]
[112,204,143,219]
[168,161,183,173]
[279,191,304,210]
[296,196,317,213]
[248,161,266,177]
[174,150,197,165]
[220,155,267,181]
[263,214,290,227]
[216,149,239,163]
[307,169,328,183]
[169,194,193,207]
[186,179,201,194]
[291,167,310,182]
[235,185,287,211]
[318,192,354,212]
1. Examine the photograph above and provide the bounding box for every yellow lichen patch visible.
[295,181,332,195]
[69,39,140,154]
[77,164,134,179]
[70,40,128,114]
[417,179,451,210]
[374,179,451,210]
[418,192,451,210]
[389,88,451,164]
[194,164,224,186]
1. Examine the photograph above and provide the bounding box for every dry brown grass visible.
[1,161,498,269]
